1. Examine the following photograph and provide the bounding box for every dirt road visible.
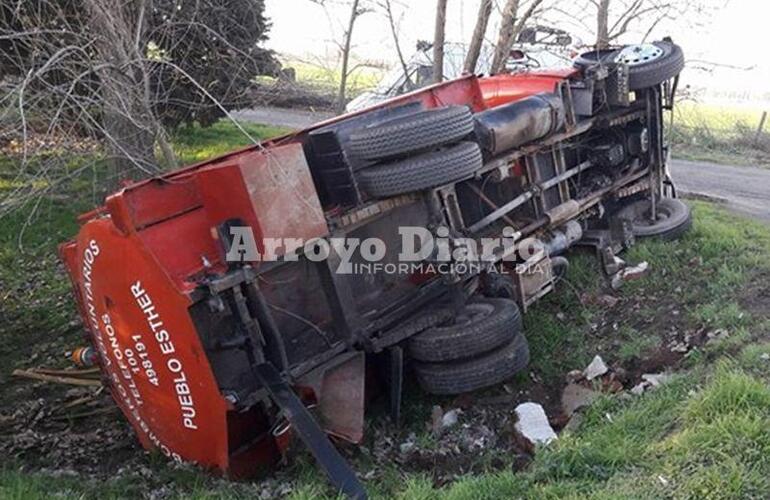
[233,107,770,223]
[232,107,334,130]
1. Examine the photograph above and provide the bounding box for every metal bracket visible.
[251,362,367,499]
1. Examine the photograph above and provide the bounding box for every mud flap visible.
[252,363,367,499]
[297,352,366,443]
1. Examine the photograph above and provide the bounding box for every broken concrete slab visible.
[514,402,557,446]
[584,355,609,380]
[561,383,600,416]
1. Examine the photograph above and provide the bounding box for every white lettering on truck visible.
[131,281,198,430]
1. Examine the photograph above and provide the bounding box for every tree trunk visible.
[490,0,520,74]
[383,0,412,90]
[84,0,177,186]
[85,0,156,186]
[336,0,361,114]
[432,0,448,83]
[596,0,611,49]
[463,0,492,74]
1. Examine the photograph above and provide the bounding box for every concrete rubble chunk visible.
[561,383,600,416]
[566,369,585,383]
[598,295,620,307]
[611,261,650,289]
[562,412,584,433]
[441,409,460,429]
[583,355,609,380]
[514,402,557,446]
[430,405,443,436]
[630,382,648,395]
[642,373,672,387]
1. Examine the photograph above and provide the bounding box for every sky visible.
[263,0,769,105]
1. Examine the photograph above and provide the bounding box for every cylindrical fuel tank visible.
[473,93,565,156]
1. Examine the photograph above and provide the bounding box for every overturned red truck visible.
[60,41,687,497]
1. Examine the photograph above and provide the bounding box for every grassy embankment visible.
[671,102,770,167]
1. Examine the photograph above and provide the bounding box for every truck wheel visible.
[574,41,684,90]
[407,297,522,363]
[348,106,474,161]
[358,141,482,198]
[617,197,692,240]
[413,334,530,395]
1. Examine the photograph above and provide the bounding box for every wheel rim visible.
[633,205,673,227]
[615,44,664,66]
[452,303,494,327]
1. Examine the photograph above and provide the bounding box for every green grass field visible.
[2,122,770,499]
[670,102,770,167]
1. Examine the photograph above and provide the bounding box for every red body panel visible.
[60,220,229,470]
[478,69,577,108]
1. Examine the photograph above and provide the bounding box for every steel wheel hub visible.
[615,44,664,66]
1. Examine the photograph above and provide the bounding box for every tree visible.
[310,0,372,113]
[433,0,449,83]
[490,0,545,74]
[0,0,278,196]
[464,0,493,74]
[588,0,712,49]
[379,0,412,89]
[338,0,364,113]
[596,0,611,48]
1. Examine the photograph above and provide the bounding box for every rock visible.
[670,341,689,353]
[760,353,770,361]
[514,402,557,446]
[611,261,650,289]
[399,439,415,454]
[566,369,585,384]
[583,355,609,380]
[706,329,730,344]
[441,409,460,429]
[562,413,584,433]
[630,382,648,395]
[642,373,672,388]
[597,295,620,308]
[561,383,600,416]
[430,405,443,436]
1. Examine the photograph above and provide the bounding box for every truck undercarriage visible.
[60,41,687,498]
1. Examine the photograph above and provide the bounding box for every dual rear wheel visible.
[407,297,529,395]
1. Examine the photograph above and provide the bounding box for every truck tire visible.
[617,197,692,240]
[407,298,522,363]
[413,334,530,395]
[574,41,684,90]
[358,141,482,198]
[348,106,474,161]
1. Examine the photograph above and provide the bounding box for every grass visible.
[670,102,770,167]
[2,120,770,497]
[172,121,290,165]
[278,56,386,98]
